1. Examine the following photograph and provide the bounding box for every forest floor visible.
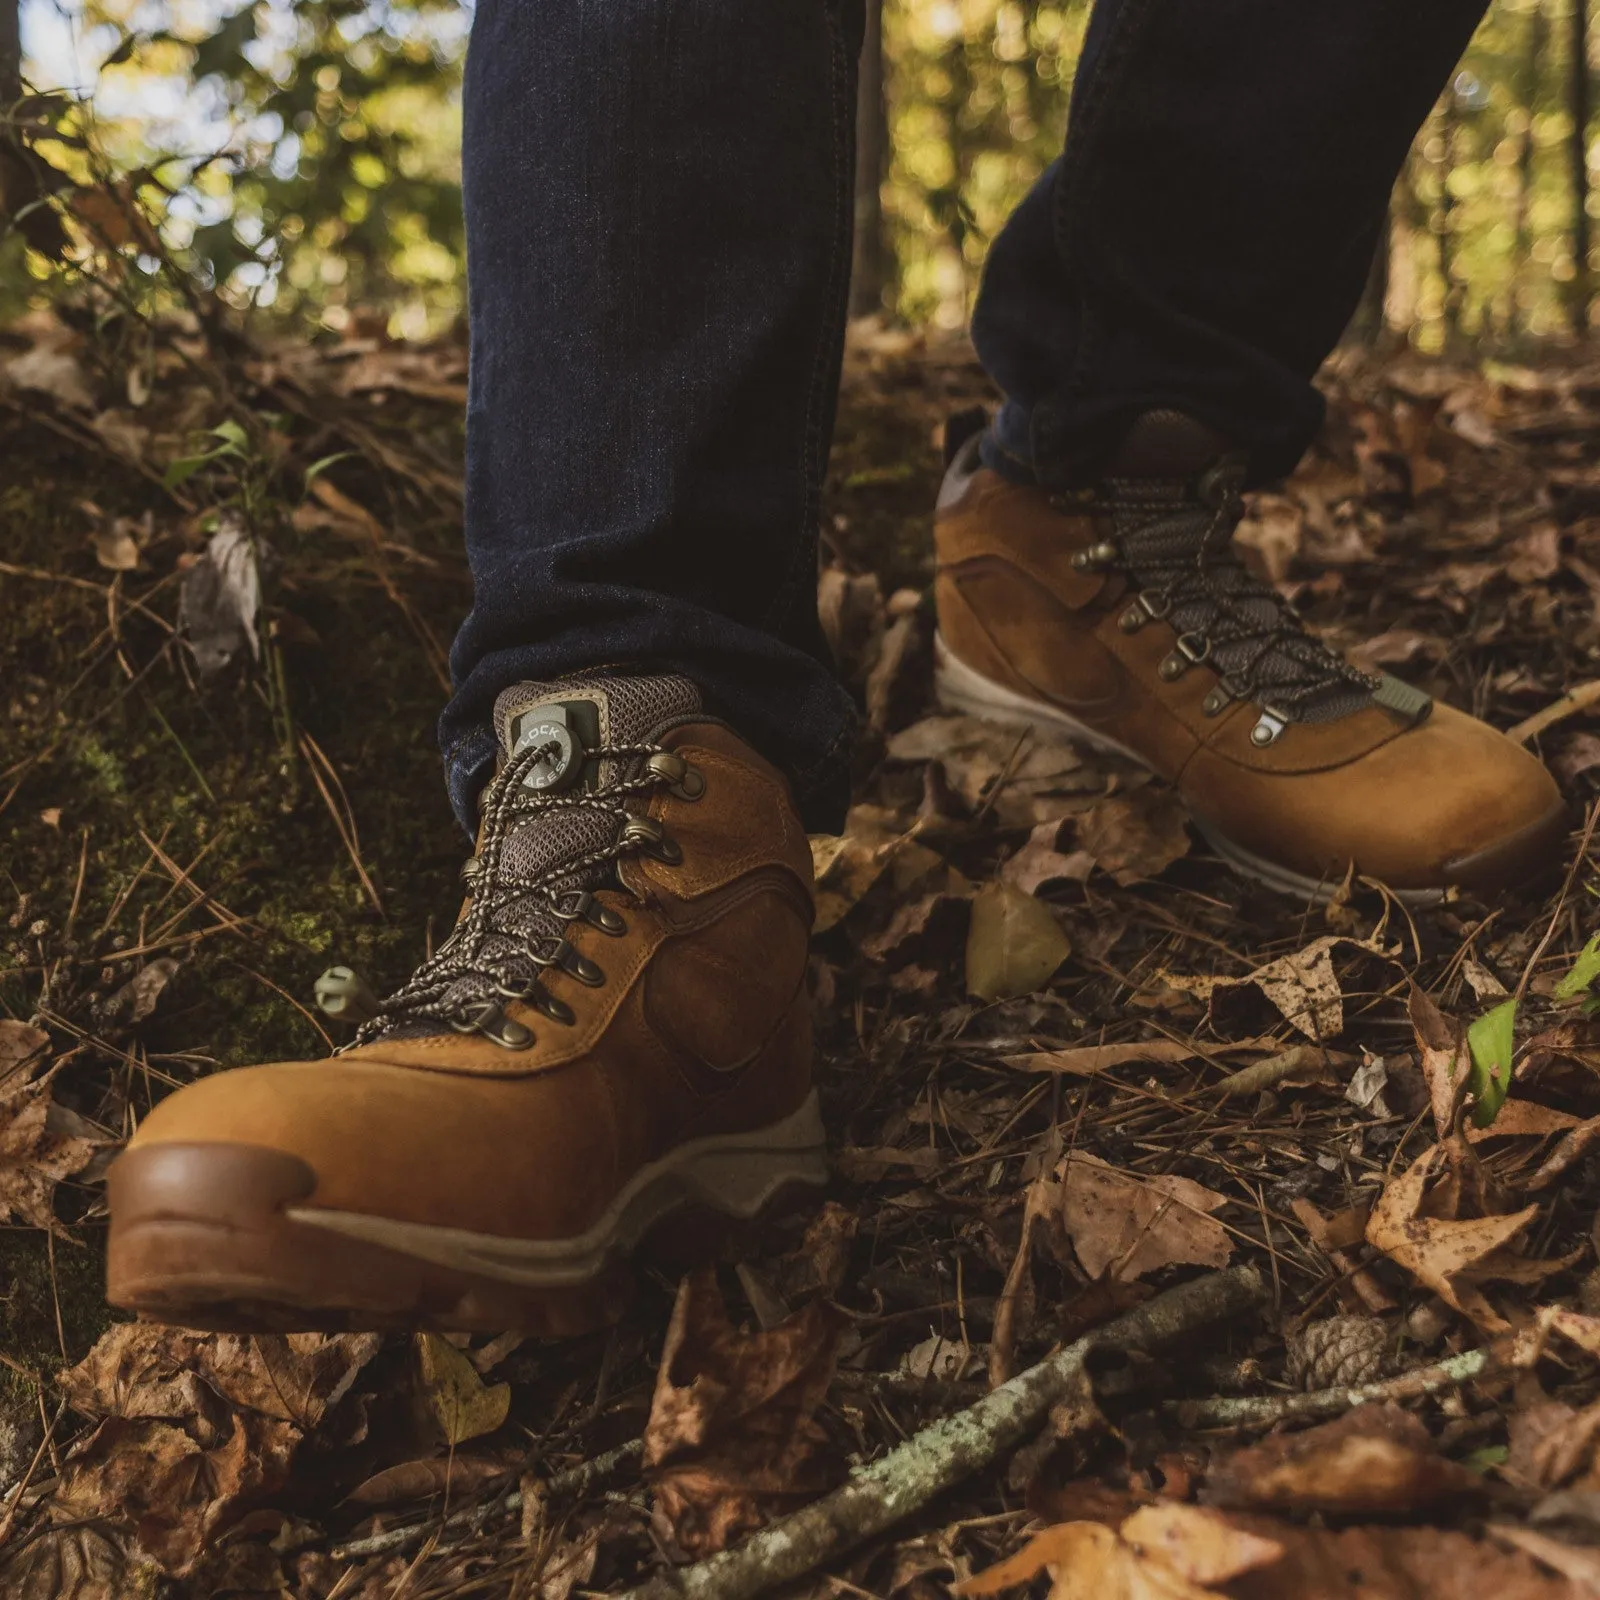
[6,309,1600,1597]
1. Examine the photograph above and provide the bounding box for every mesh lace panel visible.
[1105,471,1375,724]
[368,671,701,1040]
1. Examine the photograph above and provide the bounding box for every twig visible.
[1516,796,1600,1005]
[1507,680,1600,745]
[620,1266,1266,1600]
[1167,1346,1491,1431]
[327,1437,643,1563]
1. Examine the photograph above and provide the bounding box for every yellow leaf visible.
[965,882,1071,1000]
[416,1332,511,1445]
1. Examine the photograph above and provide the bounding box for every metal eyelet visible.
[1118,605,1145,634]
[1250,708,1289,748]
[1137,590,1173,622]
[460,855,484,886]
[450,999,534,1050]
[534,988,576,1026]
[1201,686,1231,718]
[569,891,627,936]
[646,752,706,801]
[556,944,606,987]
[622,814,684,866]
[1071,539,1120,572]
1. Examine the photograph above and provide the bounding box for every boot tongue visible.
[1108,410,1234,481]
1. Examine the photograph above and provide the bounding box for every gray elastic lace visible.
[1099,464,1377,722]
[351,735,669,1046]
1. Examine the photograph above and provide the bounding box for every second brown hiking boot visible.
[934,414,1567,902]
[106,672,825,1334]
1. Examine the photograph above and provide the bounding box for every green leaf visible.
[1466,998,1517,1128]
[304,450,355,490]
[1554,933,1600,1002]
[210,419,249,452]
[161,453,217,490]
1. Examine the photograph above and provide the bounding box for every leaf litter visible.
[12,318,1600,1595]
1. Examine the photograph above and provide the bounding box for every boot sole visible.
[933,635,1563,908]
[106,1092,828,1335]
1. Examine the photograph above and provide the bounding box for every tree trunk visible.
[1512,0,1548,340]
[0,0,20,106]
[849,0,892,318]
[1570,0,1592,334]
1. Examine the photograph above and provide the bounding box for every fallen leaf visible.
[1365,1142,1557,1332]
[958,1505,1281,1600]
[0,1062,103,1230]
[1057,1152,1233,1282]
[98,957,180,1027]
[1207,937,1397,1042]
[1072,789,1191,886]
[4,343,96,409]
[1119,1503,1285,1586]
[810,806,912,932]
[1410,984,1471,1139]
[0,1019,50,1077]
[0,1525,148,1600]
[178,515,264,679]
[1003,822,1095,895]
[345,1453,510,1508]
[416,1331,511,1445]
[965,882,1071,1000]
[91,520,140,572]
[1225,1520,1574,1600]
[1004,1039,1200,1076]
[1206,1405,1483,1517]
[1554,933,1600,1004]
[57,1325,379,1574]
[1488,1524,1600,1592]
[644,1267,844,1558]
[1345,1054,1392,1117]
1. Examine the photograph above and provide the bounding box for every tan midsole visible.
[284,1090,827,1288]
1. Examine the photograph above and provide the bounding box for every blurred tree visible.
[1568,0,1591,329]
[1,0,18,103]
[852,0,892,316]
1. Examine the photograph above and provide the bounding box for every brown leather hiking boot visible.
[106,673,825,1334]
[934,414,1568,902]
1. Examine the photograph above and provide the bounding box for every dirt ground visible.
[5,311,1600,1596]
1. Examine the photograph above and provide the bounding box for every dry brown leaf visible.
[1072,789,1191,887]
[1003,821,1095,895]
[1225,1519,1575,1600]
[644,1267,844,1558]
[1118,1503,1286,1587]
[0,1524,149,1600]
[0,1018,50,1077]
[1206,937,1398,1043]
[965,882,1071,1000]
[56,1324,380,1574]
[1057,1152,1232,1282]
[1003,1040,1199,1077]
[344,1453,510,1508]
[810,806,913,932]
[1364,1143,1555,1332]
[1409,985,1471,1140]
[957,1506,1281,1600]
[1206,1405,1483,1517]
[0,1062,105,1230]
[416,1331,511,1445]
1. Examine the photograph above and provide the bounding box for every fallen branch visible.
[328,1437,643,1562]
[620,1265,1266,1600]
[1168,1346,1491,1432]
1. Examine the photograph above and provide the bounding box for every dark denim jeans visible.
[441,0,1488,836]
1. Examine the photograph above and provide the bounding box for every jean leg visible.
[973,0,1490,486]
[441,0,863,834]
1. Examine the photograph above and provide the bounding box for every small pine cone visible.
[1286,1315,1390,1391]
